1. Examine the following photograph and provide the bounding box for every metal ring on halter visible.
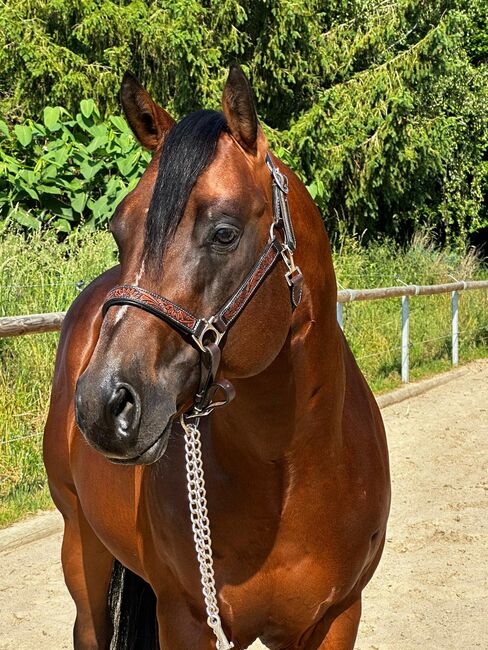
[269,220,280,241]
[192,319,224,353]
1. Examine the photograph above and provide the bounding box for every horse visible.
[44,65,390,650]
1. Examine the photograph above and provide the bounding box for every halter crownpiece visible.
[101,154,303,650]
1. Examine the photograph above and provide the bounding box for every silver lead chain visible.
[181,415,234,650]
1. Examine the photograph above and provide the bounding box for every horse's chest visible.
[219,549,344,647]
[214,490,378,644]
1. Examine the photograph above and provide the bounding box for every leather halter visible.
[102,153,303,418]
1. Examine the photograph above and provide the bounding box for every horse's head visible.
[75,66,299,464]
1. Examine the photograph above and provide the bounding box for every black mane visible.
[144,109,228,269]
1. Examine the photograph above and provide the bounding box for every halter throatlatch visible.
[102,153,303,420]
[102,153,303,650]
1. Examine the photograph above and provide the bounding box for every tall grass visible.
[0,229,487,526]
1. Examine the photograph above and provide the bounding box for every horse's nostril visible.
[119,398,133,420]
[111,387,133,417]
[109,384,140,432]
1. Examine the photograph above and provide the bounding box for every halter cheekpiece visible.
[102,153,304,420]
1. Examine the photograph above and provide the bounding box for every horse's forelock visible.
[144,109,228,270]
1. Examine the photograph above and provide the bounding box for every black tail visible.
[108,559,160,649]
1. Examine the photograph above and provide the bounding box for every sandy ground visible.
[0,360,487,649]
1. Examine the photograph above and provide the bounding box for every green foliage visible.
[466,0,488,64]
[0,0,486,241]
[272,1,488,242]
[0,104,150,231]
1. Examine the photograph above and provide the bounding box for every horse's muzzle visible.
[74,371,175,465]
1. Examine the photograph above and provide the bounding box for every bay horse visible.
[44,65,390,649]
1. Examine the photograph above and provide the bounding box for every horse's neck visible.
[212,272,345,471]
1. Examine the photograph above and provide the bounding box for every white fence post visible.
[451,290,459,366]
[401,295,409,383]
[336,302,343,329]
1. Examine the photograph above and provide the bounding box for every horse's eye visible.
[212,226,239,247]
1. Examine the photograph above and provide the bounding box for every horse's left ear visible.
[222,65,259,154]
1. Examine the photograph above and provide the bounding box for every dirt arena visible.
[1,360,487,649]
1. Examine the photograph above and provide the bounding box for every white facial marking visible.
[113,260,146,325]
[134,259,145,286]
[113,305,128,325]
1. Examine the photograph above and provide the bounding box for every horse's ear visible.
[222,64,258,154]
[120,71,175,151]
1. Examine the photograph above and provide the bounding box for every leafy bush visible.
[0,101,150,232]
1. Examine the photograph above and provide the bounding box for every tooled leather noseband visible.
[102,154,303,419]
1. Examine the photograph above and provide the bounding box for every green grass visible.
[334,233,488,392]
[0,228,487,527]
[0,483,52,528]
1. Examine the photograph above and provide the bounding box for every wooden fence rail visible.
[336,279,488,303]
[1,280,487,383]
[0,312,65,338]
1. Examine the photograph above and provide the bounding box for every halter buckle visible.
[285,266,303,286]
[269,164,288,194]
[280,245,297,278]
[281,246,303,307]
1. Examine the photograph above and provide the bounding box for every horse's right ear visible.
[120,72,175,151]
